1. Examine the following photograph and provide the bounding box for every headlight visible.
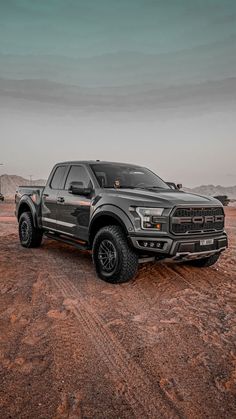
[136,207,164,229]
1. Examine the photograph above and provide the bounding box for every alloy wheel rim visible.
[98,239,117,273]
[21,221,29,241]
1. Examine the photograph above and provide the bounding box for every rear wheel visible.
[187,253,220,267]
[93,225,138,283]
[19,212,43,248]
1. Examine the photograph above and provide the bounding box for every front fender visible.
[90,204,135,235]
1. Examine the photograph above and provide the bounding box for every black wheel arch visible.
[17,197,39,228]
[89,206,134,248]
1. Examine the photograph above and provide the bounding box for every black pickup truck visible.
[15,161,228,283]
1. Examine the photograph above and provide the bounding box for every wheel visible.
[19,212,43,248]
[93,225,139,283]
[187,253,220,267]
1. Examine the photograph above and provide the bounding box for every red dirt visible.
[0,201,236,418]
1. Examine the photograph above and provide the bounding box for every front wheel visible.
[19,212,43,248]
[187,253,221,267]
[93,225,139,283]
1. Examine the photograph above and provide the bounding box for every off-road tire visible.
[93,225,139,283]
[19,211,43,248]
[187,253,220,267]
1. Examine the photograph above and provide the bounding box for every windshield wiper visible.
[103,186,134,189]
[103,186,144,190]
[144,186,167,190]
[103,185,167,190]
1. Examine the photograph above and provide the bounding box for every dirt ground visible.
[0,201,236,419]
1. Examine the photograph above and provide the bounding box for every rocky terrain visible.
[184,184,236,199]
[0,174,46,197]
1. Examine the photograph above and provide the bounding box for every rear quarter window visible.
[50,166,67,190]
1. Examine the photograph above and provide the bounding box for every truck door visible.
[56,165,93,241]
[41,165,68,231]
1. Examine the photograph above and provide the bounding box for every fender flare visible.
[17,196,39,228]
[89,204,134,241]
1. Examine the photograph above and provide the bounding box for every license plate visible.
[200,239,214,246]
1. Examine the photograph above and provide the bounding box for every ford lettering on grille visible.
[171,207,224,235]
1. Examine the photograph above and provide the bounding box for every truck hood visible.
[103,188,220,207]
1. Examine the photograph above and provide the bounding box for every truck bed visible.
[16,185,45,196]
[15,186,45,223]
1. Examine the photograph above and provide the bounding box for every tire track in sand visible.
[51,274,184,419]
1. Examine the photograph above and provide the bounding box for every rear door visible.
[56,165,93,241]
[41,165,68,231]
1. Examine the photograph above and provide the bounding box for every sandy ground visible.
[0,201,236,419]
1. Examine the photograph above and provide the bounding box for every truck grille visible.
[171,207,224,235]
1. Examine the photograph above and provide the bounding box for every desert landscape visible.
[1,1,236,417]
[0,200,235,418]
[1,173,236,200]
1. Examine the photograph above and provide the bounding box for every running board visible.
[44,232,88,250]
[138,256,155,264]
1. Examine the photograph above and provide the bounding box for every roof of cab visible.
[55,160,142,167]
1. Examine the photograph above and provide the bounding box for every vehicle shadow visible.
[39,236,223,295]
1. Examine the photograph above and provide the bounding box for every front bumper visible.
[129,232,228,261]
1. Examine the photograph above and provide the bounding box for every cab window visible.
[65,165,92,190]
[50,166,67,190]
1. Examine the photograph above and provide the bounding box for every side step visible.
[44,232,88,250]
[138,256,155,264]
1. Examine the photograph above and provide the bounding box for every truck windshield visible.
[90,163,170,190]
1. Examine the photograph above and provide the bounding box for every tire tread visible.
[19,211,43,248]
[93,225,138,283]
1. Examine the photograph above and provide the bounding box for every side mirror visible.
[166,182,177,190]
[166,182,182,190]
[69,181,92,196]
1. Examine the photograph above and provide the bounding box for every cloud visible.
[0,77,235,115]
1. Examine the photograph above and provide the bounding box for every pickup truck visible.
[15,161,228,283]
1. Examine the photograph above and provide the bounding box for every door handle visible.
[57,197,65,203]
[43,193,49,197]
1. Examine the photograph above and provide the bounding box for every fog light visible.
[138,240,165,249]
[156,242,165,249]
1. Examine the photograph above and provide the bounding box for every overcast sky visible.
[0,0,236,187]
